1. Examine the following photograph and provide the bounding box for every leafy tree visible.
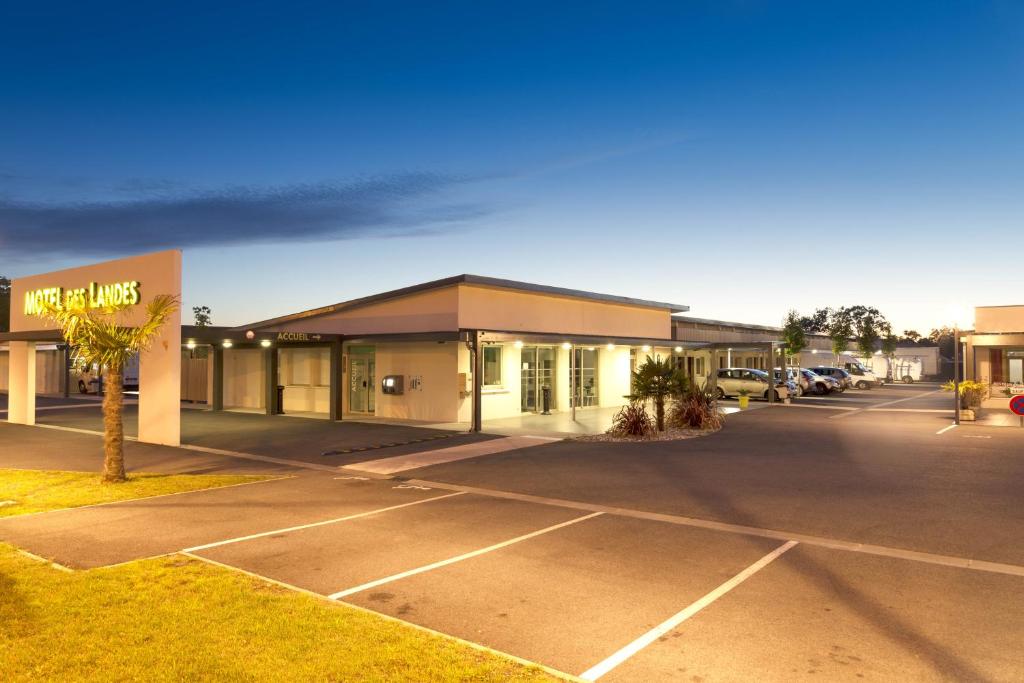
[798,308,831,334]
[881,334,898,357]
[928,326,956,359]
[0,275,10,333]
[826,309,853,361]
[630,355,685,432]
[901,330,922,344]
[192,305,212,327]
[781,310,808,357]
[36,294,178,482]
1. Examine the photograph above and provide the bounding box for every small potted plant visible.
[737,388,751,409]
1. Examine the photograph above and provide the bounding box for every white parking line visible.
[329,511,604,600]
[579,540,798,681]
[936,424,958,435]
[830,389,943,420]
[183,491,466,553]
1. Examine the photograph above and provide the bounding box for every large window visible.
[572,347,599,407]
[483,346,502,386]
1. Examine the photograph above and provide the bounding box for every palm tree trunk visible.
[102,368,126,483]
[655,397,665,432]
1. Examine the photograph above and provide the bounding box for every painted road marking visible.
[936,424,958,435]
[579,540,799,681]
[393,484,433,490]
[407,479,1024,578]
[962,435,992,439]
[329,511,604,600]
[183,491,466,553]
[334,476,371,481]
[345,435,559,475]
[180,551,576,681]
[830,388,944,420]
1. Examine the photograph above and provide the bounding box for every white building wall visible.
[598,346,631,407]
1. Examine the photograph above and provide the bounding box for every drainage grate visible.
[321,432,460,457]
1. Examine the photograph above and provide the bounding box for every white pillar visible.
[7,341,36,425]
[137,256,182,446]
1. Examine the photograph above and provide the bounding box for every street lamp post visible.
[953,325,961,426]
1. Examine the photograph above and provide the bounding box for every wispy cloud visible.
[0,173,486,258]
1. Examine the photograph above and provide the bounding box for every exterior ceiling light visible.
[245,330,255,340]
[561,342,572,350]
[260,340,272,348]
[186,341,196,350]
[222,340,233,348]
[606,343,615,351]
[513,340,523,348]
[674,346,683,353]
[586,347,596,352]
[641,345,651,352]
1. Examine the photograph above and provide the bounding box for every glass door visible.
[349,355,375,413]
[520,346,556,412]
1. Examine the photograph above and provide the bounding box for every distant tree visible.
[781,310,808,357]
[901,330,922,344]
[881,334,899,358]
[826,309,853,361]
[928,326,956,359]
[192,305,212,327]
[840,305,891,359]
[798,308,831,334]
[0,275,10,333]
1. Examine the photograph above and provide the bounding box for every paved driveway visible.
[2,396,1023,681]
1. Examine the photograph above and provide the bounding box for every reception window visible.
[483,346,502,386]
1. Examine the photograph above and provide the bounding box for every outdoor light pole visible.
[953,325,961,426]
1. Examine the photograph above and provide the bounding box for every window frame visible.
[482,345,503,387]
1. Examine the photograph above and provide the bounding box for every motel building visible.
[963,305,1024,398]
[3,250,842,443]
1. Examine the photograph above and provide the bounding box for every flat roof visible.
[239,274,689,331]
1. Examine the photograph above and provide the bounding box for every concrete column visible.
[766,342,775,404]
[7,341,36,425]
[264,346,279,415]
[137,272,182,447]
[211,347,224,411]
[707,349,719,398]
[471,331,482,432]
[61,344,71,398]
[329,340,342,421]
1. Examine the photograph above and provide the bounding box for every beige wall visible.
[364,341,460,422]
[975,306,1024,334]
[223,348,265,410]
[8,250,182,444]
[458,285,671,339]
[597,346,631,408]
[281,287,459,335]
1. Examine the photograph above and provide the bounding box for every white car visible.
[715,368,793,401]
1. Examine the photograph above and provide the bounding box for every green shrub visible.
[608,401,656,437]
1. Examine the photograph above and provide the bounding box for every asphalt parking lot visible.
[2,386,1023,681]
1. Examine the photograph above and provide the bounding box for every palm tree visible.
[37,294,178,483]
[630,355,685,432]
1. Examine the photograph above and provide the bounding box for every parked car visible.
[779,368,839,395]
[717,368,796,401]
[808,366,854,390]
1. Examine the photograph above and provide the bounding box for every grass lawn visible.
[0,468,275,517]
[0,544,558,682]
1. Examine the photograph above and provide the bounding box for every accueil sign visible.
[23,281,142,315]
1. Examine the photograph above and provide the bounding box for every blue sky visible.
[2,1,1021,332]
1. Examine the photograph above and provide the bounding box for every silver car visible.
[717,368,795,401]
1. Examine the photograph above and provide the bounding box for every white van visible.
[840,359,883,389]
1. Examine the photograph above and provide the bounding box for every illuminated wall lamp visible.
[260,340,272,348]
[222,340,233,348]
[186,341,196,350]
[513,340,523,349]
